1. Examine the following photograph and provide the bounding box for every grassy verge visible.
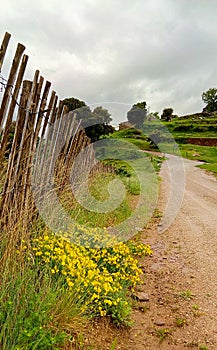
[1,142,160,349]
[59,172,133,228]
[179,144,217,176]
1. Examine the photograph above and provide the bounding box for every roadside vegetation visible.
[0,146,158,349]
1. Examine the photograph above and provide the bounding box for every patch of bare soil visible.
[68,156,217,350]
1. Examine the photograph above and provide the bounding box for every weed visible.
[153,208,162,218]
[176,318,187,327]
[198,345,209,350]
[155,328,172,342]
[186,340,199,347]
[192,304,202,317]
[109,337,118,350]
[126,177,140,195]
[179,290,194,300]
[138,303,149,313]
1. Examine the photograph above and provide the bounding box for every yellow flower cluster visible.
[64,223,121,248]
[32,228,152,321]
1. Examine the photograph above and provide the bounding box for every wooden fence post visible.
[0,54,29,161]
[0,42,25,132]
[0,80,32,223]
[0,32,11,71]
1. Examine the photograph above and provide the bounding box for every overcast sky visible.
[1,0,217,124]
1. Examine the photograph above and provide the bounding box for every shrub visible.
[31,229,152,325]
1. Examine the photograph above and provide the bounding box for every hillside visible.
[162,112,217,142]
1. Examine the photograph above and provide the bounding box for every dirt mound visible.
[187,138,217,146]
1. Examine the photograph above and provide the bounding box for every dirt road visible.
[126,155,217,349]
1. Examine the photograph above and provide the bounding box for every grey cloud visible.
[1,0,217,120]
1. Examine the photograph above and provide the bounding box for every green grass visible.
[178,144,217,176]
[108,128,153,151]
[109,128,146,140]
[0,248,84,350]
[106,128,164,172]
[60,133,163,229]
[120,137,153,150]
[109,337,118,350]
[60,172,133,228]
[199,162,217,174]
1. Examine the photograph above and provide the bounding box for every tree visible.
[161,108,173,121]
[202,88,217,112]
[85,106,113,141]
[63,97,114,141]
[73,106,92,126]
[92,106,112,125]
[127,101,147,129]
[62,97,86,111]
[85,123,114,142]
[146,111,160,121]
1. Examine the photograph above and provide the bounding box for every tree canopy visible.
[62,97,86,111]
[202,88,217,112]
[161,108,173,121]
[92,106,112,125]
[127,101,147,129]
[62,97,114,141]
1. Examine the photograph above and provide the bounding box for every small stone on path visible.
[133,292,150,302]
[154,320,166,326]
